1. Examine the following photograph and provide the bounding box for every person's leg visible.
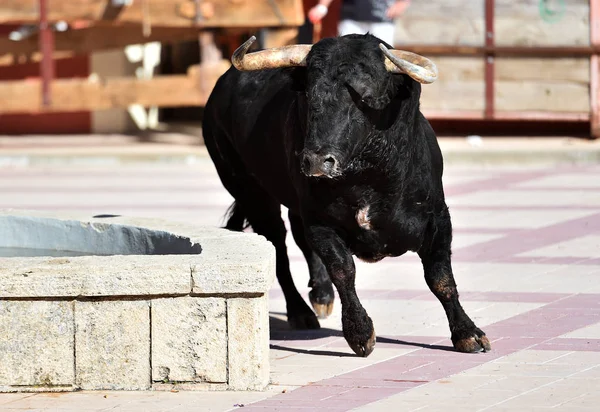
[338,19,368,36]
[368,22,396,46]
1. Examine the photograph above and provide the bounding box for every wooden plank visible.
[0,60,230,113]
[495,0,590,46]
[495,57,590,84]
[0,26,201,62]
[0,76,202,113]
[419,57,485,112]
[0,51,75,67]
[0,0,304,28]
[262,28,299,48]
[394,0,589,47]
[494,57,590,112]
[495,80,590,112]
[394,0,484,47]
[393,45,600,58]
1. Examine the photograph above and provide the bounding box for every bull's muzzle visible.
[301,151,340,178]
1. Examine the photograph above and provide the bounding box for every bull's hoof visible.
[349,328,376,357]
[343,313,375,357]
[311,301,334,319]
[309,284,335,319]
[452,329,491,353]
[288,312,321,330]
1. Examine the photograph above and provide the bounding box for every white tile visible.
[452,233,506,249]
[451,209,599,230]
[518,235,600,258]
[561,322,600,339]
[447,190,600,207]
[515,174,600,189]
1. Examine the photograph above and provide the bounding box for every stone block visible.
[227,296,270,390]
[191,235,276,295]
[0,301,74,389]
[0,256,192,298]
[151,297,227,383]
[75,300,150,390]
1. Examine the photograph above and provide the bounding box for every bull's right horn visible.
[379,44,438,84]
[232,36,312,71]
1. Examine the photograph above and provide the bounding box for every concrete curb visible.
[441,147,600,167]
[1,136,600,167]
[0,147,209,167]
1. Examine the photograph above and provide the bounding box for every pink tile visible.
[313,377,417,389]
[445,170,551,196]
[243,406,347,411]
[458,291,565,303]
[328,387,402,401]
[253,293,600,410]
[496,257,600,265]
[269,386,349,401]
[247,398,363,410]
[453,213,600,263]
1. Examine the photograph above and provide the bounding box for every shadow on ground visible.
[269,313,455,357]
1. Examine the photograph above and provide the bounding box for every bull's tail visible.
[224,201,249,231]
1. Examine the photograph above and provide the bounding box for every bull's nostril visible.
[323,156,336,169]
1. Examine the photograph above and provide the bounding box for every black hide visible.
[203,33,490,357]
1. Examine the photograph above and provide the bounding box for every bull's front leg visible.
[419,205,491,353]
[306,224,376,357]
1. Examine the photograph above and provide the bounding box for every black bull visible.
[203,34,491,357]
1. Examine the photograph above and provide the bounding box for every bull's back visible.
[204,67,303,209]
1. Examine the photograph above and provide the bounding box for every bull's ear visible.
[288,67,307,92]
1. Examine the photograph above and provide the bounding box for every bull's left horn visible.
[232,36,312,71]
[379,44,438,84]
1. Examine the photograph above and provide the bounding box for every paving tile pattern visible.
[1,160,599,411]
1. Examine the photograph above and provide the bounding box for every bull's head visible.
[232,35,438,178]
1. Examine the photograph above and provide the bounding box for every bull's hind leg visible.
[288,211,335,319]
[242,192,320,330]
[203,128,318,329]
[419,205,491,353]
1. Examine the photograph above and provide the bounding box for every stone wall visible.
[0,211,275,392]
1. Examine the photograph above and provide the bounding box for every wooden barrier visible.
[2,0,599,137]
[0,0,304,28]
[0,27,202,66]
[0,0,302,116]
[0,61,229,113]
[394,0,597,134]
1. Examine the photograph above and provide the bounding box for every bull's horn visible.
[232,36,312,71]
[379,44,438,84]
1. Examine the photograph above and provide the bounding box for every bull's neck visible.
[351,106,421,173]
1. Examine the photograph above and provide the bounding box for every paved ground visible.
[2,133,600,166]
[1,142,599,411]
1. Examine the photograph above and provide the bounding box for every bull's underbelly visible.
[350,236,419,263]
[346,215,428,263]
